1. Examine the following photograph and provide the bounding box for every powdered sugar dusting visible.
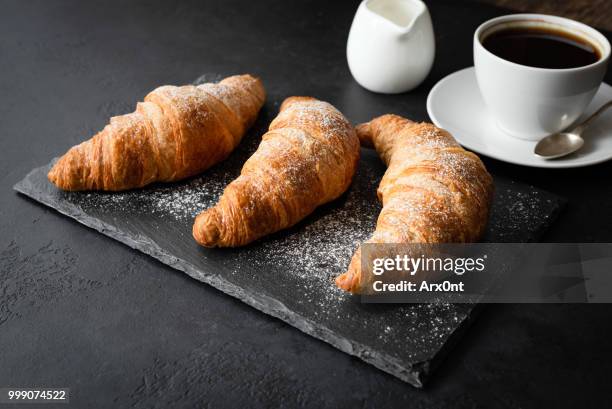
[245,169,379,280]
[49,84,563,364]
[73,166,234,222]
[27,74,564,381]
[277,99,352,137]
[60,107,553,307]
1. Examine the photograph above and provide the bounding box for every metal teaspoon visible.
[534,100,612,159]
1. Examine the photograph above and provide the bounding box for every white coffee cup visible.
[474,14,610,141]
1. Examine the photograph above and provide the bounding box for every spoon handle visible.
[573,100,612,135]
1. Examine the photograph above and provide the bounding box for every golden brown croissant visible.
[193,96,360,247]
[48,74,265,191]
[335,114,494,293]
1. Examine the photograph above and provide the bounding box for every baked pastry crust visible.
[336,114,494,293]
[193,96,360,247]
[48,74,265,191]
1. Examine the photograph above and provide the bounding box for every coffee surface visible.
[482,26,600,69]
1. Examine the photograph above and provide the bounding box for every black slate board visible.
[13,77,564,387]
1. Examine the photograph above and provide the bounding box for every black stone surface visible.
[14,103,564,385]
[1,0,612,408]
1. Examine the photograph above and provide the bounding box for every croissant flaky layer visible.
[336,115,494,293]
[193,96,360,247]
[48,74,265,191]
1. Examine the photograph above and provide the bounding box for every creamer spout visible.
[364,0,426,33]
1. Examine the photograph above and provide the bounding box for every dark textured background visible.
[1,0,611,408]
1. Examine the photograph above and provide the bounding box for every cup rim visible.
[474,13,611,73]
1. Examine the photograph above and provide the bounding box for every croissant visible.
[335,115,494,293]
[193,96,360,247]
[48,74,265,191]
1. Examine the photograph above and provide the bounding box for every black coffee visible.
[482,26,601,69]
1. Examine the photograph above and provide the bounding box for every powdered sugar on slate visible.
[72,170,232,222]
[66,95,552,360]
[19,72,564,385]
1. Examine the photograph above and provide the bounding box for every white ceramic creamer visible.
[347,0,435,94]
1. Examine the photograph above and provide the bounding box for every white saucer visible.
[426,67,612,168]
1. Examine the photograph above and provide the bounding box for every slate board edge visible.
[13,164,458,388]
